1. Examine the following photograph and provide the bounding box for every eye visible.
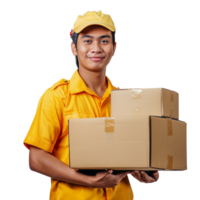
[101,40,108,44]
[84,40,92,44]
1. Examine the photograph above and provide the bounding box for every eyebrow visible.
[81,35,111,39]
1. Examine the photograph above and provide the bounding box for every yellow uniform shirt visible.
[24,70,134,200]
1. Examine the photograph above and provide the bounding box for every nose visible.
[90,42,103,53]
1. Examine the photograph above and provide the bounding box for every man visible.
[24,10,159,200]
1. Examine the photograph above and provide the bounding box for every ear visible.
[71,42,77,56]
[114,41,118,53]
[113,41,118,57]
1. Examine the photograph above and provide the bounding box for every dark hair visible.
[71,31,116,69]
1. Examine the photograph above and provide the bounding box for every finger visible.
[133,171,148,184]
[130,171,141,179]
[107,169,113,174]
[140,171,150,182]
[121,171,130,177]
[141,171,155,183]
[126,171,132,176]
[120,171,129,179]
[135,171,141,179]
[154,171,161,182]
[153,171,160,181]
[96,171,111,180]
[131,171,141,181]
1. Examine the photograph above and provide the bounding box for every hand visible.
[91,169,132,188]
[130,170,159,183]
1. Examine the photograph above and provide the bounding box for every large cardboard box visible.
[111,88,179,119]
[68,116,187,170]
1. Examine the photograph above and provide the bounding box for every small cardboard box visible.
[111,88,179,119]
[68,116,187,170]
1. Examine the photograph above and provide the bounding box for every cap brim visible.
[74,21,115,33]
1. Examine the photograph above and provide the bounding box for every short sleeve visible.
[23,88,62,153]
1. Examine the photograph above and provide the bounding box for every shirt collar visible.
[69,70,117,98]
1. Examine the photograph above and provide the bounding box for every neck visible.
[78,67,108,98]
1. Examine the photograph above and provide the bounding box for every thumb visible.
[115,171,128,183]
[96,170,111,179]
[121,171,129,179]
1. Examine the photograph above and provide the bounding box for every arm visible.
[29,146,92,186]
[29,146,130,188]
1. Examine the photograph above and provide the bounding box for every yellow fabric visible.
[24,70,134,200]
[73,10,116,33]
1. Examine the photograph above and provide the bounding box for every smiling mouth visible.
[89,57,105,61]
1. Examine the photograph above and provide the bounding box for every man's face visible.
[72,25,116,72]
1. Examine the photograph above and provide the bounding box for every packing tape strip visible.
[105,118,115,132]
[131,89,142,100]
[167,118,173,136]
[167,155,173,169]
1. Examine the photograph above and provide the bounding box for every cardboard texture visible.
[111,88,179,119]
[68,116,187,170]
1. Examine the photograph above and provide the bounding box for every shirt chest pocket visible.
[60,112,95,147]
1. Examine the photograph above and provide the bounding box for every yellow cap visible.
[73,10,116,33]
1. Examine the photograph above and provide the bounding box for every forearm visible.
[29,146,94,187]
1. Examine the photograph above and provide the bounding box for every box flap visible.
[151,117,187,170]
